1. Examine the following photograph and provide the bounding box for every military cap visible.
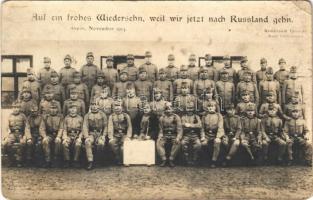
[158,68,166,74]
[189,54,197,61]
[220,69,229,75]
[278,58,286,64]
[106,56,114,61]
[43,85,55,94]
[223,55,231,60]
[97,71,105,78]
[241,56,248,63]
[64,54,72,61]
[50,70,59,77]
[145,51,152,58]
[86,52,94,58]
[138,66,147,74]
[204,87,213,94]
[21,87,31,94]
[207,101,215,107]
[153,87,162,94]
[241,90,250,96]
[126,82,135,90]
[164,102,173,111]
[43,57,51,63]
[90,98,97,105]
[168,54,175,61]
[268,104,277,111]
[143,103,151,110]
[225,103,235,110]
[73,71,81,78]
[30,104,39,112]
[243,70,252,75]
[70,87,79,94]
[68,102,78,108]
[246,103,256,111]
[290,66,297,73]
[181,82,189,89]
[205,54,212,60]
[266,67,274,74]
[186,101,195,109]
[267,91,275,96]
[113,100,123,107]
[27,68,34,75]
[199,67,208,73]
[50,102,59,109]
[291,107,300,112]
[12,100,21,107]
[180,65,188,71]
[291,91,300,97]
[127,54,134,60]
[119,70,128,75]
[260,58,267,64]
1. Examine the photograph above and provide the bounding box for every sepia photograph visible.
[1,1,313,199]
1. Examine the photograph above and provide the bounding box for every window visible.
[1,55,33,108]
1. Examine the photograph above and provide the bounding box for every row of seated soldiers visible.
[21,51,303,113]
[3,80,311,169]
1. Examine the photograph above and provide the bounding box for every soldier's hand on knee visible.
[145,135,151,140]
[55,137,61,143]
[125,137,131,141]
[175,138,180,144]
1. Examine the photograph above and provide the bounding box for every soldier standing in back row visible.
[187,54,200,81]
[80,52,101,94]
[121,54,138,82]
[259,67,281,105]
[218,55,237,84]
[216,70,236,114]
[194,67,217,98]
[112,71,134,99]
[282,66,303,106]
[38,57,54,88]
[203,54,218,81]
[59,55,77,92]
[153,68,173,101]
[21,68,41,104]
[139,51,158,82]
[135,67,153,101]
[256,58,268,88]
[236,56,256,83]
[274,58,289,95]
[164,54,179,82]
[102,56,119,92]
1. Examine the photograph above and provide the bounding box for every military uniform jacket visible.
[63,99,86,117]
[203,65,218,81]
[153,80,173,101]
[8,112,31,139]
[216,80,236,108]
[39,99,62,116]
[82,111,108,139]
[150,99,168,117]
[197,98,220,115]
[181,114,202,137]
[112,81,134,98]
[174,94,197,113]
[28,115,43,137]
[121,65,138,81]
[95,97,113,116]
[187,65,200,81]
[38,67,53,87]
[261,116,284,139]
[139,63,158,82]
[91,84,111,98]
[43,83,66,104]
[201,112,224,138]
[59,66,76,88]
[107,112,132,139]
[39,114,64,138]
[173,78,193,96]
[134,80,153,101]
[102,67,119,90]
[236,81,259,104]
[67,83,90,104]
[21,80,41,103]
[240,117,262,141]
[258,103,288,120]
[20,99,38,117]
[193,79,217,97]
[259,80,281,104]
[158,113,183,139]
[223,115,242,139]
[282,79,303,104]
[62,115,83,139]
[236,102,258,117]
[284,103,305,119]
[236,68,257,83]
[274,69,289,88]
[123,96,141,119]
[283,118,309,138]
[218,67,237,83]
[80,64,100,91]
[164,65,179,82]
[256,69,267,85]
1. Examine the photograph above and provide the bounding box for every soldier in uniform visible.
[164,54,179,82]
[67,71,90,106]
[236,56,256,83]
[236,71,259,106]
[240,104,264,163]
[121,54,138,82]
[156,102,183,167]
[139,51,158,82]
[19,87,38,117]
[123,83,142,137]
[259,67,281,105]
[80,52,101,94]
[197,87,220,117]
[95,87,114,117]
[108,102,132,165]
[256,58,268,87]
[135,67,153,101]
[39,86,62,116]
[282,66,303,106]
[63,87,86,117]
[21,68,41,104]
[102,56,119,92]
[203,54,218,81]
[284,91,305,120]
[43,71,66,107]
[261,105,288,164]
[112,71,134,99]
[181,101,202,165]
[222,104,242,165]
[187,54,200,81]
[173,65,194,96]
[153,68,173,101]
[200,102,224,168]
[40,102,63,167]
[193,67,217,98]
[236,92,258,117]
[274,58,289,94]
[82,98,107,170]
[173,83,197,116]
[2,101,31,167]
[62,104,84,168]
[91,71,111,98]
[38,57,54,88]
[216,70,236,114]
[139,104,154,140]
[218,55,237,84]
[284,108,312,166]
[59,54,77,92]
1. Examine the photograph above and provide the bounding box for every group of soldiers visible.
[2,51,312,170]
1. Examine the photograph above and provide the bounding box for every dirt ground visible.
[1,166,313,200]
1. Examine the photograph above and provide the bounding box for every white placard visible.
[123,139,155,165]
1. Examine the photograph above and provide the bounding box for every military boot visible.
[86,162,93,170]
[169,160,175,168]
[159,160,167,167]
